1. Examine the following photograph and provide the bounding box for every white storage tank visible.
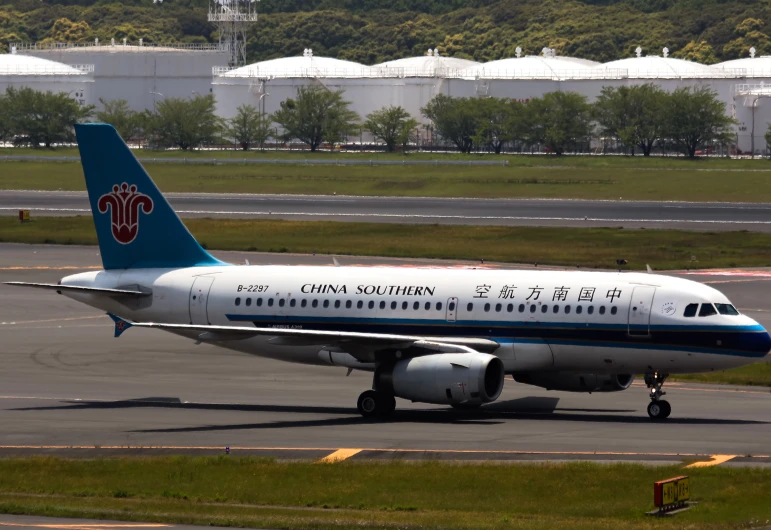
[0,48,93,106]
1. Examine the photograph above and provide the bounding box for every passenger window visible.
[541,305,548,313]
[346,300,352,309]
[507,304,513,312]
[565,305,571,314]
[484,303,491,312]
[268,298,274,307]
[715,303,739,315]
[576,305,582,314]
[467,303,473,311]
[301,299,307,308]
[599,306,605,315]
[335,300,341,309]
[437,302,443,311]
[279,299,285,307]
[611,306,617,315]
[311,300,317,308]
[368,301,375,309]
[402,301,409,310]
[495,303,502,312]
[235,297,241,306]
[290,299,296,307]
[380,301,386,309]
[553,305,559,313]
[245,298,252,307]
[587,306,594,315]
[425,302,431,310]
[683,303,698,317]
[413,301,419,310]
[519,304,525,313]
[529,304,536,313]
[449,302,456,311]
[323,300,329,308]
[257,298,263,307]
[391,301,397,310]
[357,300,363,309]
[699,303,717,317]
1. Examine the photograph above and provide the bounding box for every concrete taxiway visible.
[4,190,771,231]
[1,243,770,463]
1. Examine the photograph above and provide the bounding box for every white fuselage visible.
[58,265,770,375]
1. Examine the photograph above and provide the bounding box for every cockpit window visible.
[715,303,740,315]
[683,303,698,317]
[698,303,717,317]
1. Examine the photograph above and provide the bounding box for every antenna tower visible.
[208,0,259,67]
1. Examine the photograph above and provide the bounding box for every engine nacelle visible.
[513,372,635,393]
[377,353,505,406]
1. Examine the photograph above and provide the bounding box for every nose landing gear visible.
[645,372,671,420]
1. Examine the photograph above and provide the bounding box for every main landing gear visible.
[645,372,671,420]
[357,390,396,418]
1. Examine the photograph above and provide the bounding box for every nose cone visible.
[741,326,771,357]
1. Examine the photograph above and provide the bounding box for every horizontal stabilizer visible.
[4,282,150,296]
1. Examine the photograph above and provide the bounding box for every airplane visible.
[7,123,770,420]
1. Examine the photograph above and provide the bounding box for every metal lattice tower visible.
[208,0,258,68]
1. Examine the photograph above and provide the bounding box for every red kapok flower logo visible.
[97,183,154,245]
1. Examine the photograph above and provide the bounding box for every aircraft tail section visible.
[74,123,224,270]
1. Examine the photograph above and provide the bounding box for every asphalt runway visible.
[1,243,771,464]
[4,190,771,231]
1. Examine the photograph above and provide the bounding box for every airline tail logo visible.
[98,183,154,245]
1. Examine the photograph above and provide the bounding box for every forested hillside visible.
[2,0,771,64]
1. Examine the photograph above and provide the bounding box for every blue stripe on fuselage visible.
[225,314,770,358]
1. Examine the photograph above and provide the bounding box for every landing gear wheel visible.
[647,400,671,420]
[357,390,395,418]
[357,390,379,418]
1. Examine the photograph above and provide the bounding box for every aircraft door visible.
[189,276,215,325]
[445,297,458,322]
[628,286,656,336]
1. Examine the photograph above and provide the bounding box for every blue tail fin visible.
[75,123,224,270]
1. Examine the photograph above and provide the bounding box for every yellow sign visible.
[662,477,690,505]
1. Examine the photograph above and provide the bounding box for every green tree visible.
[0,92,10,143]
[593,84,667,156]
[663,86,735,158]
[226,104,272,150]
[145,94,221,150]
[522,91,591,155]
[364,105,419,152]
[95,98,138,141]
[422,94,478,153]
[5,87,93,148]
[471,98,521,154]
[271,85,359,152]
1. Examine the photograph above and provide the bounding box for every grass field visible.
[0,457,769,529]
[4,153,771,201]
[2,216,771,270]
[673,360,771,386]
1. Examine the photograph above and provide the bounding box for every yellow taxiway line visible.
[685,454,738,468]
[318,448,362,463]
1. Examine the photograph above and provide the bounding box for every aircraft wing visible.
[107,313,499,359]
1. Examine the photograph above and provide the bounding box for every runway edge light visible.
[647,475,693,516]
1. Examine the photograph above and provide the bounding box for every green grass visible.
[0,457,768,529]
[3,216,771,270]
[673,360,771,386]
[4,153,771,201]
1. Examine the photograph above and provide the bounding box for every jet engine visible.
[513,372,635,393]
[377,352,505,406]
